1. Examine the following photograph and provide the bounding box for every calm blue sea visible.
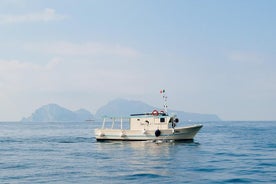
[0,121,275,183]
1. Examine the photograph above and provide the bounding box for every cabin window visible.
[160,118,165,123]
[137,119,140,121]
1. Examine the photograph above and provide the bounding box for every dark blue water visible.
[0,121,275,183]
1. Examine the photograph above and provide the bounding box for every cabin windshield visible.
[101,117,130,130]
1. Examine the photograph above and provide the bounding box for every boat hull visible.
[95,124,203,141]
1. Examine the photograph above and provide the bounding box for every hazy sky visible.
[0,0,275,121]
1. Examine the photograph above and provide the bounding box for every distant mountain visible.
[95,98,221,122]
[95,98,154,118]
[21,99,221,122]
[21,104,94,122]
[168,110,221,122]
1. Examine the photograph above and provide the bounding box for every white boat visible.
[95,90,203,141]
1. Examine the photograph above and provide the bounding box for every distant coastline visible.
[21,99,221,122]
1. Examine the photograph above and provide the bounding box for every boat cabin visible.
[100,110,179,131]
[130,111,178,130]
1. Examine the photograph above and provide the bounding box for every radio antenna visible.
[160,89,168,113]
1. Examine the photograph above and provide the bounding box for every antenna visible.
[160,89,168,113]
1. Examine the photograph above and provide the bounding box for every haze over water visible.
[1,1,276,121]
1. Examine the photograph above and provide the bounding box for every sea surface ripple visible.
[0,121,275,183]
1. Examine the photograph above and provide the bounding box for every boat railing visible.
[101,116,130,130]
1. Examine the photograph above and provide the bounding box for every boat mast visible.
[160,89,168,113]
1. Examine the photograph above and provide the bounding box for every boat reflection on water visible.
[95,139,200,156]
